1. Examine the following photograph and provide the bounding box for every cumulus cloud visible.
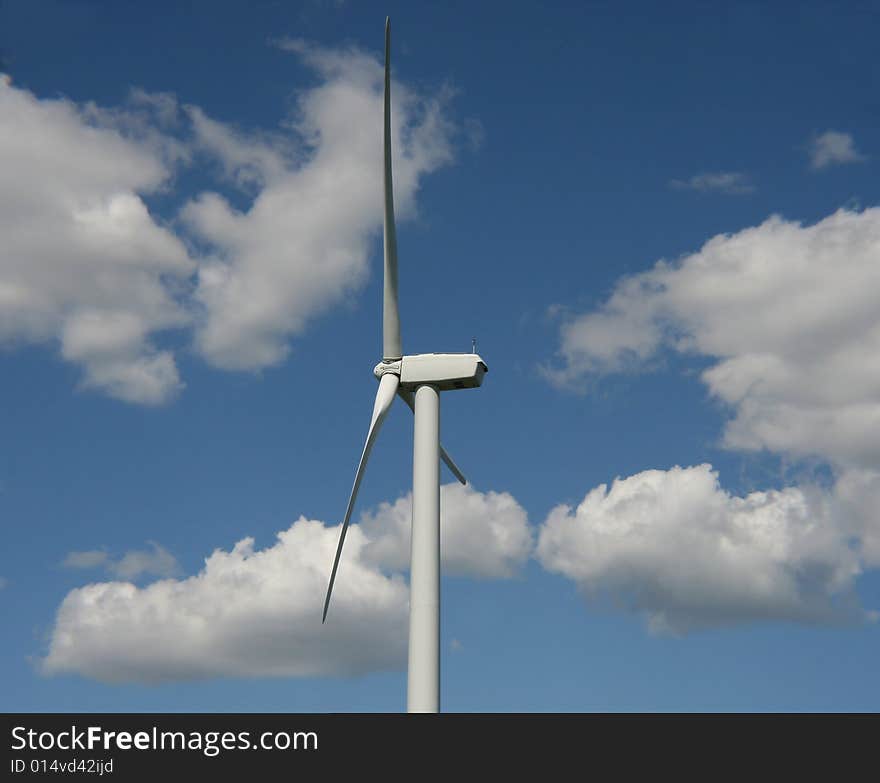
[831,469,880,567]
[0,75,194,404]
[62,542,180,580]
[44,519,408,683]
[545,206,880,631]
[1,41,458,397]
[184,39,456,370]
[360,482,532,578]
[62,550,110,570]
[108,542,180,580]
[670,171,755,195]
[186,105,294,189]
[43,485,525,682]
[808,130,866,170]
[548,207,880,469]
[536,464,869,633]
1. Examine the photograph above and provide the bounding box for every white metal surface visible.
[322,372,400,623]
[400,353,488,390]
[382,18,402,361]
[397,387,467,485]
[323,19,487,714]
[407,383,441,713]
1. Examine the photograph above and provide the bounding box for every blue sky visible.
[2,0,879,711]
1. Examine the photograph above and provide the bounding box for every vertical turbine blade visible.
[383,17,402,361]
[323,372,400,622]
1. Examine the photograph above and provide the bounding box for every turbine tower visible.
[322,18,487,714]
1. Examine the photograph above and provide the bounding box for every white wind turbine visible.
[322,18,487,714]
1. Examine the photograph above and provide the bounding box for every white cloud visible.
[186,105,294,189]
[185,40,456,370]
[670,171,755,194]
[548,207,880,469]
[545,206,880,631]
[0,576,7,590]
[831,469,880,567]
[1,41,459,397]
[536,464,869,633]
[360,482,532,578]
[61,543,179,580]
[62,550,110,570]
[0,75,194,404]
[42,485,522,682]
[43,519,409,683]
[108,542,180,580]
[808,130,866,170]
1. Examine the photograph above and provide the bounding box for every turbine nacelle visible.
[374,353,488,391]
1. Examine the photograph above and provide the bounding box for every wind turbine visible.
[322,17,487,714]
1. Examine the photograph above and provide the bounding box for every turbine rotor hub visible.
[373,359,402,380]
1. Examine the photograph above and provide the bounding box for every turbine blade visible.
[439,444,467,486]
[398,389,467,485]
[383,17,402,361]
[323,372,400,622]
